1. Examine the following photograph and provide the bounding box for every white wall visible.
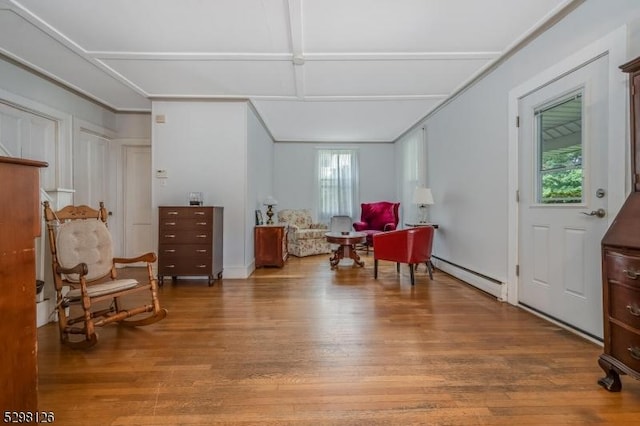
[247,104,275,269]
[273,142,397,223]
[0,57,118,132]
[151,100,248,278]
[413,0,640,286]
[115,113,151,139]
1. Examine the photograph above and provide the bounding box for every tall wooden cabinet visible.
[158,206,223,286]
[598,57,640,391]
[0,156,47,411]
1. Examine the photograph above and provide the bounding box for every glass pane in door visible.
[536,92,583,204]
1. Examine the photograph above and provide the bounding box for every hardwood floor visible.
[37,254,640,425]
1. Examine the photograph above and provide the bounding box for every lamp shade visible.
[263,195,278,206]
[412,187,434,205]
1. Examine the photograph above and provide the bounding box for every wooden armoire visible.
[0,156,47,410]
[598,56,640,392]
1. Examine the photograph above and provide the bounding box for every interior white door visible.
[123,145,153,259]
[73,130,109,207]
[518,56,609,339]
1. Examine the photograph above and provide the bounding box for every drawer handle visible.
[195,249,207,253]
[167,211,179,215]
[627,303,640,316]
[196,264,207,268]
[196,234,207,238]
[164,249,176,253]
[164,222,176,226]
[628,346,640,360]
[165,265,175,269]
[623,269,639,280]
[196,222,208,226]
[164,234,176,238]
[194,212,205,215]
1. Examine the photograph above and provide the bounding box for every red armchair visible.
[353,201,400,250]
[373,226,435,285]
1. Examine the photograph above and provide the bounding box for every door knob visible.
[581,208,606,218]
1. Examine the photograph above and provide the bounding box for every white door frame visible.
[507,26,628,305]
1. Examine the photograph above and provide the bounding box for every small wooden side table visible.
[255,224,288,267]
[404,223,439,229]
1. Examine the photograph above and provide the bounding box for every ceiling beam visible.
[287,0,304,99]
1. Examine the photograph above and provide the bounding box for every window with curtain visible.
[316,149,359,223]
[399,128,426,223]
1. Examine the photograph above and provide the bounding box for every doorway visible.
[517,56,608,339]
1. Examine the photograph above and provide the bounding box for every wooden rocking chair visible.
[43,201,167,349]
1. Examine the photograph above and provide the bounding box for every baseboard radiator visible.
[432,256,506,301]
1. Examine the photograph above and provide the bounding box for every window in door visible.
[316,149,359,223]
[536,91,583,204]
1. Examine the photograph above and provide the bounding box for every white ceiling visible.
[0,0,577,142]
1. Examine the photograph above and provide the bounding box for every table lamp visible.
[413,187,434,223]
[263,196,278,224]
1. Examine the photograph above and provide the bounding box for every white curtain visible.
[400,128,426,224]
[316,149,359,223]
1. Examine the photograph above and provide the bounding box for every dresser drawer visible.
[158,230,212,244]
[159,217,212,230]
[609,282,640,329]
[158,244,211,258]
[610,324,640,374]
[159,207,212,220]
[158,258,212,275]
[605,250,640,287]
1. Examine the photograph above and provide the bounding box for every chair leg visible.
[396,263,400,273]
[374,259,378,279]
[426,261,434,280]
[409,264,415,285]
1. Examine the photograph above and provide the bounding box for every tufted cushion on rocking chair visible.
[56,219,139,298]
[56,219,114,282]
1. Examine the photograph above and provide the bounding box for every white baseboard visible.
[432,258,506,300]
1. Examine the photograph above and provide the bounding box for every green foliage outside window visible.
[540,148,582,203]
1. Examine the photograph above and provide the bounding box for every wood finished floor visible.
[37,254,640,425]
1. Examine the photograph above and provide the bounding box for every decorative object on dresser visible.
[189,191,203,206]
[598,56,640,392]
[412,186,434,223]
[43,201,167,349]
[263,195,278,224]
[0,156,47,412]
[277,208,331,257]
[158,206,223,286]
[255,225,288,267]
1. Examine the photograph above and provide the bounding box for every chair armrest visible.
[56,262,88,277]
[383,223,397,231]
[113,252,157,264]
[353,221,368,231]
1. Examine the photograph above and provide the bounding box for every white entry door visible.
[518,56,609,339]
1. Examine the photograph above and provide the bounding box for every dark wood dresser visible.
[158,206,223,286]
[255,225,288,267]
[598,57,640,391]
[0,156,47,411]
